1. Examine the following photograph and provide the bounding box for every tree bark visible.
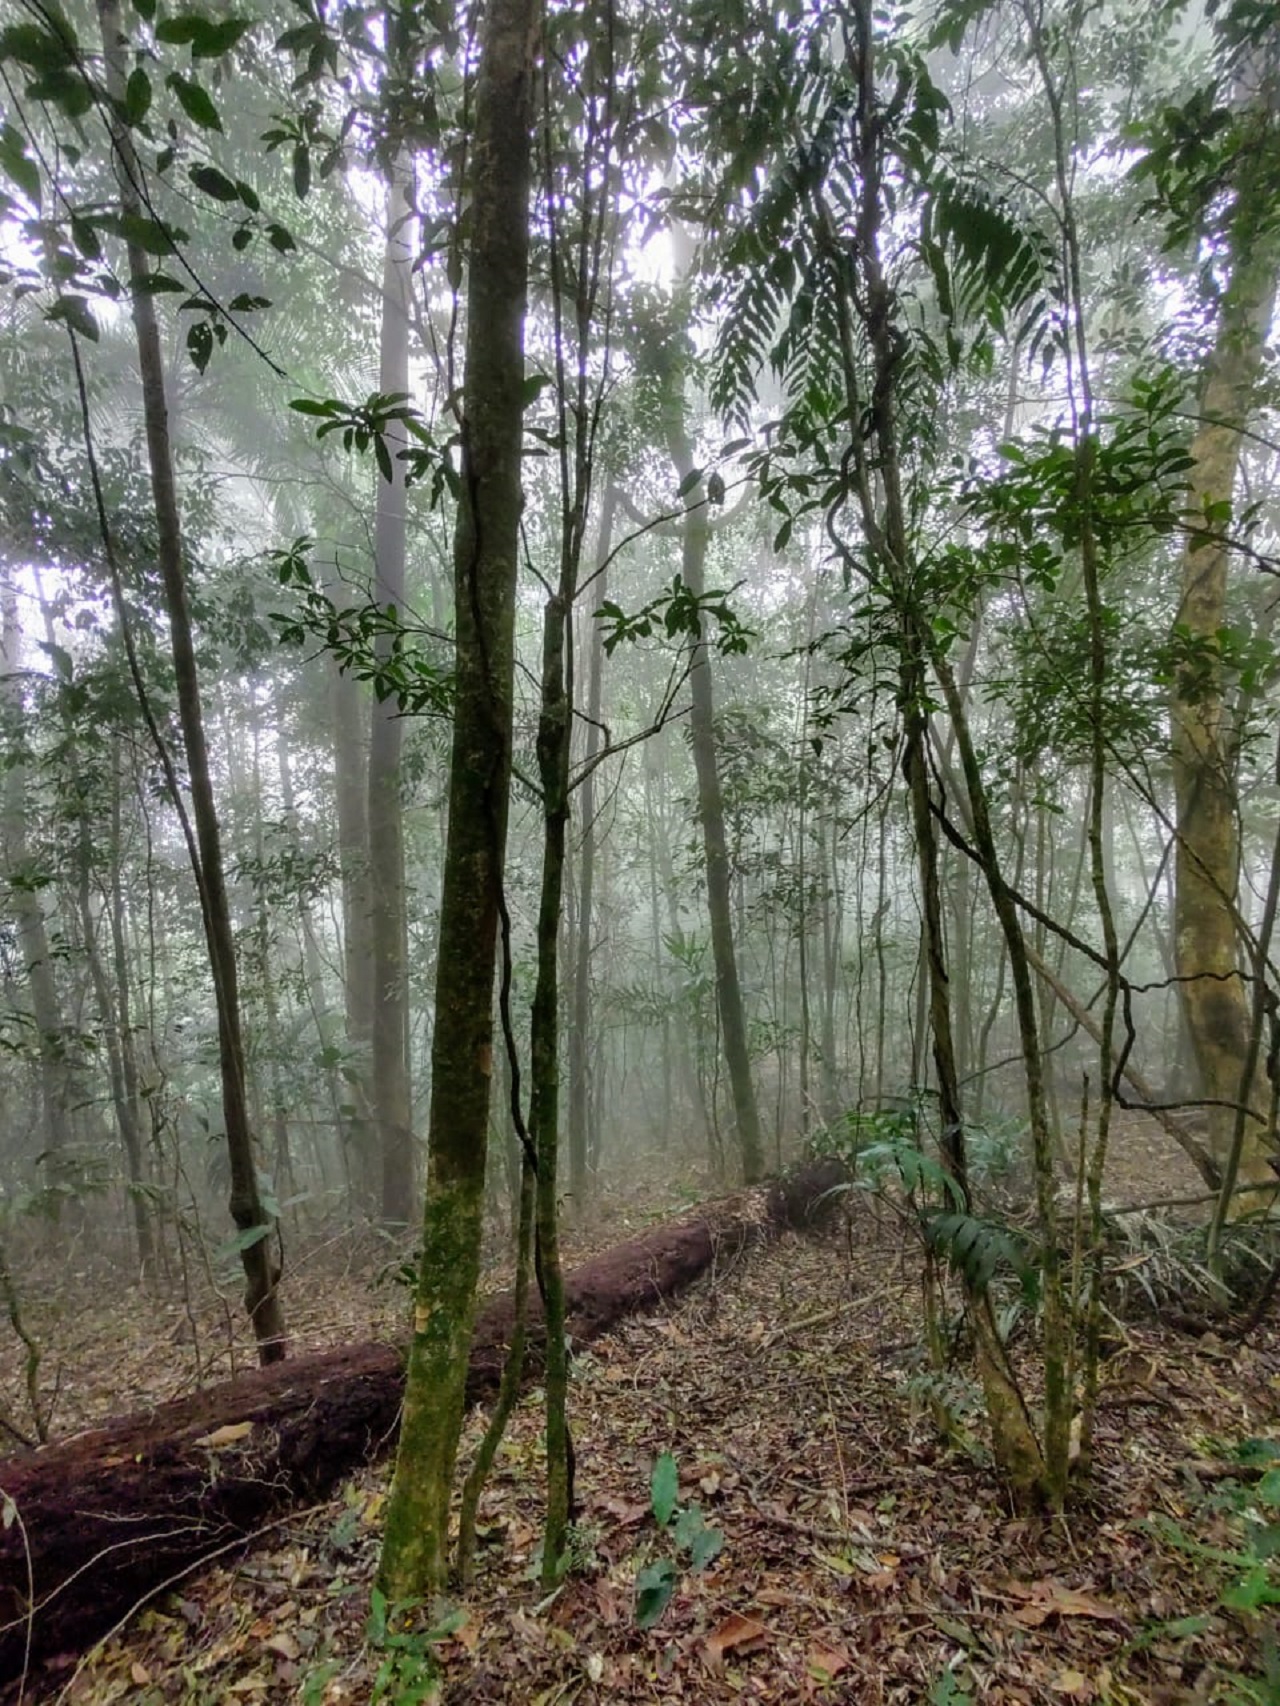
[1170,51,1280,1199]
[568,485,616,1204]
[369,157,416,1228]
[376,0,540,1600]
[658,373,765,1184]
[97,0,285,1361]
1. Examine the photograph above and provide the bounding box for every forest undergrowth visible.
[12,1177,1277,1706]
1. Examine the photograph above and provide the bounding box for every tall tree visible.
[1168,31,1280,1201]
[369,157,416,1226]
[378,0,540,1598]
[97,0,286,1361]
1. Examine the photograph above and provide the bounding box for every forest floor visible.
[3,1122,1276,1705]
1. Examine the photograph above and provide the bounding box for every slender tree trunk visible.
[0,589,77,1166]
[659,379,764,1184]
[377,0,539,1598]
[369,159,416,1227]
[568,486,615,1205]
[97,0,285,1362]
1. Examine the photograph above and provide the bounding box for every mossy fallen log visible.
[0,1160,843,1693]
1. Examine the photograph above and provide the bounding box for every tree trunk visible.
[97,0,285,1362]
[659,377,765,1184]
[327,562,377,1210]
[377,0,540,1600]
[369,158,416,1228]
[568,485,616,1205]
[1171,53,1280,1199]
[0,588,78,1169]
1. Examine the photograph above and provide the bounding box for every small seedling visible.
[633,1451,725,1628]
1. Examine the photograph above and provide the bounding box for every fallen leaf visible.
[704,1612,769,1666]
[1006,1580,1125,1627]
[1052,1669,1089,1695]
[807,1644,851,1680]
[263,1632,299,1661]
[194,1421,253,1449]
[130,1662,151,1686]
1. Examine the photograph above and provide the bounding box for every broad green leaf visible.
[190,164,239,202]
[650,1452,678,1528]
[124,66,151,123]
[157,13,250,56]
[166,72,222,131]
[215,1222,270,1259]
[114,212,178,255]
[0,24,74,72]
[634,1559,676,1629]
[0,123,40,207]
[132,273,185,294]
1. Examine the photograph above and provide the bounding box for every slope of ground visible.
[31,1202,1279,1706]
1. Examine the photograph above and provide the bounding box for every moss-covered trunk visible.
[376,0,539,1600]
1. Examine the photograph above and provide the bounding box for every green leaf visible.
[0,24,73,72]
[69,217,100,259]
[166,72,222,130]
[650,1452,679,1528]
[1258,1468,1280,1508]
[0,123,40,207]
[114,212,179,255]
[192,16,252,57]
[187,319,214,373]
[133,272,185,294]
[633,1559,677,1629]
[266,221,296,253]
[124,66,151,123]
[189,163,239,201]
[674,1506,724,1571]
[46,294,99,340]
[292,141,311,199]
[676,466,701,498]
[215,1222,270,1259]
[157,13,250,57]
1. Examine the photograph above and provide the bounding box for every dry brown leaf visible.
[807,1645,852,1680]
[1007,1580,1124,1627]
[130,1662,151,1686]
[704,1612,769,1665]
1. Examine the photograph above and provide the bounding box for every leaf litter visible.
[20,1193,1280,1705]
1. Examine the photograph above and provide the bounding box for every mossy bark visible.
[377,0,539,1601]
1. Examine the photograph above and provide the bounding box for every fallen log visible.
[0,1161,843,1693]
